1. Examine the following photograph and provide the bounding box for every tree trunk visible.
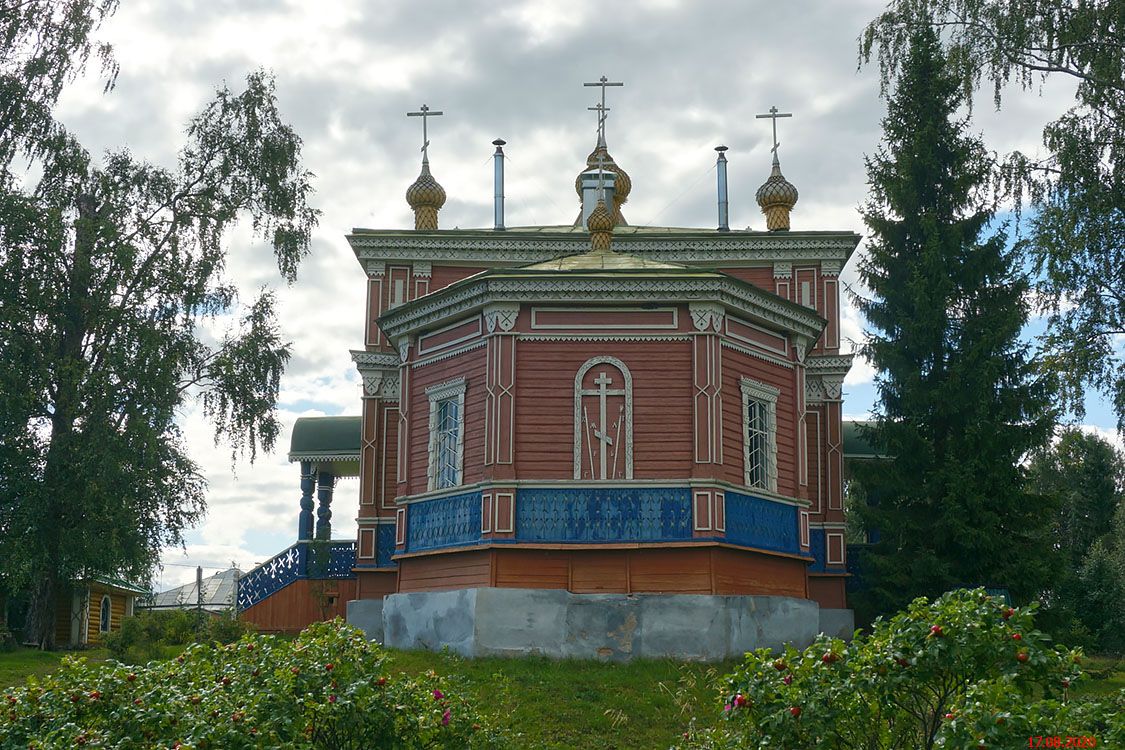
[24,192,97,650]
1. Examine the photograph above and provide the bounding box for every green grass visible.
[383,648,736,750]
[0,646,109,688]
[1073,655,1125,698]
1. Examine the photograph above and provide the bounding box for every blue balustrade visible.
[515,486,693,543]
[376,523,397,567]
[236,539,356,611]
[406,491,482,552]
[724,491,801,556]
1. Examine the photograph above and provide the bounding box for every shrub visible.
[103,609,255,662]
[677,588,1124,750]
[1,619,506,749]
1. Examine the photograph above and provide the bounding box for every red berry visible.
[822,652,839,664]
[376,676,387,686]
[1002,608,1015,620]
[328,694,337,704]
[88,691,100,700]
[246,644,254,651]
[290,667,300,675]
[325,663,334,671]
[945,713,955,720]
[1011,633,1022,641]
[773,659,787,671]
[789,706,801,718]
[782,674,793,685]
[930,625,944,637]
[190,696,201,705]
[126,673,136,682]
[1017,652,1029,663]
[134,698,143,706]
[1062,679,1071,688]
[733,694,748,708]
[221,677,231,686]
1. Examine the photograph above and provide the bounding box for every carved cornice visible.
[412,261,432,278]
[820,259,843,277]
[365,260,386,277]
[773,262,793,279]
[348,231,860,270]
[804,353,853,403]
[378,276,826,344]
[350,350,402,399]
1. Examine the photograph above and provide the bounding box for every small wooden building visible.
[54,577,147,648]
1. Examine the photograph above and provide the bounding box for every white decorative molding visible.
[574,356,633,480]
[377,275,825,344]
[820,259,842,277]
[412,261,432,278]
[519,334,691,343]
[411,339,488,369]
[792,334,811,363]
[689,302,725,332]
[350,350,402,400]
[740,377,780,493]
[484,302,520,333]
[365,260,386,277]
[773,262,793,279]
[397,338,411,362]
[805,354,853,404]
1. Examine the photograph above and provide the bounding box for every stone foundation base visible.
[345,598,384,642]
[818,607,855,640]
[371,587,852,661]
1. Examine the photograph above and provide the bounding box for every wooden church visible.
[238,83,858,659]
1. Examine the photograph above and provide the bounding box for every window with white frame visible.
[741,377,779,492]
[426,378,466,491]
[99,594,111,632]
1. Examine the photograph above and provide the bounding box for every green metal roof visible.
[91,575,150,596]
[288,416,362,460]
[842,420,880,459]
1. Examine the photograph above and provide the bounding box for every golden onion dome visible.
[755,157,799,231]
[405,162,447,211]
[586,196,615,252]
[574,143,631,215]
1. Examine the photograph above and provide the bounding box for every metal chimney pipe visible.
[492,139,506,230]
[715,145,729,232]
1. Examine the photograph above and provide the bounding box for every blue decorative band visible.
[724,491,801,556]
[807,528,827,572]
[376,523,398,567]
[515,486,692,543]
[236,540,356,611]
[405,490,483,552]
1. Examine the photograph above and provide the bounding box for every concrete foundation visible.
[818,607,856,640]
[345,598,384,642]
[380,587,843,661]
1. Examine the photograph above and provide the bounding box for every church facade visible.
[239,95,858,659]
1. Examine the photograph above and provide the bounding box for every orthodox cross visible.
[755,105,792,156]
[588,102,611,137]
[592,152,610,201]
[592,370,615,480]
[583,75,623,142]
[407,104,443,161]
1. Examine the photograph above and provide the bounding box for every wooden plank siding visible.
[808,576,847,609]
[513,341,695,479]
[717,266,776,292]
[407,347,487,494]
[240,578,357,634]
[397,547,807,598]
[85,587,128,645]
[720,346,798,495]
[428,266,486,293]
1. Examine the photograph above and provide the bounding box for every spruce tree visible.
[852,22,1056,617]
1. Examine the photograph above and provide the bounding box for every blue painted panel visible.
[515,487,692,543]
[237,543,305,610]
[406,491,482,552]
[724,491,801,556]
[376,523,397,567]
[808,528,827,572]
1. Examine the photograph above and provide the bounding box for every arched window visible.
[99,594,111,633]
[574,357,633,480]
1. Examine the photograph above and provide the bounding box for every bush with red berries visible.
[676,589,1124,749]
[0,619,505,749]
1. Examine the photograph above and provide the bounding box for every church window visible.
[741,378,779,492]
[426,378,466,491]
[99,594,111,632]
[574,357,633,480]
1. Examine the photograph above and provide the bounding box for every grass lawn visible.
[0,647,110,689]
[383,648,736,749]
[1074,655,1125,698]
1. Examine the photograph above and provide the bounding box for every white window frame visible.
[426,378,467,491]
[741,377,779,492]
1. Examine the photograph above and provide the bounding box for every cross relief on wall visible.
[574,356,634,480]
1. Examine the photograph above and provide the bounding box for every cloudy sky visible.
[47,0,1117,591]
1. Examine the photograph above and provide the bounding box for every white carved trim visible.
[740,377,779,493]
[484,302,520,333]
[412,339,487,369]
[689,302,725,332]
[820,259,842,276]
[800,510,810,547]
[412,261,432,278]
[519,334,691,342]
[365,260,386,277]
[530,306,678,330]
[773,262,793,279]
[720,339,796,369]
[397,338,411,362]
[417,315,482,355]
[574,356,634,480]
[725,314,790,357]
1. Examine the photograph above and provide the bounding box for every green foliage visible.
[852,20,1056,617]
[0,619,504,749]
[1027,429,1125,652]
[102,610,255,663]
[0,58,318,645]
[862,0,1125,433]
[676,589,1123,750]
